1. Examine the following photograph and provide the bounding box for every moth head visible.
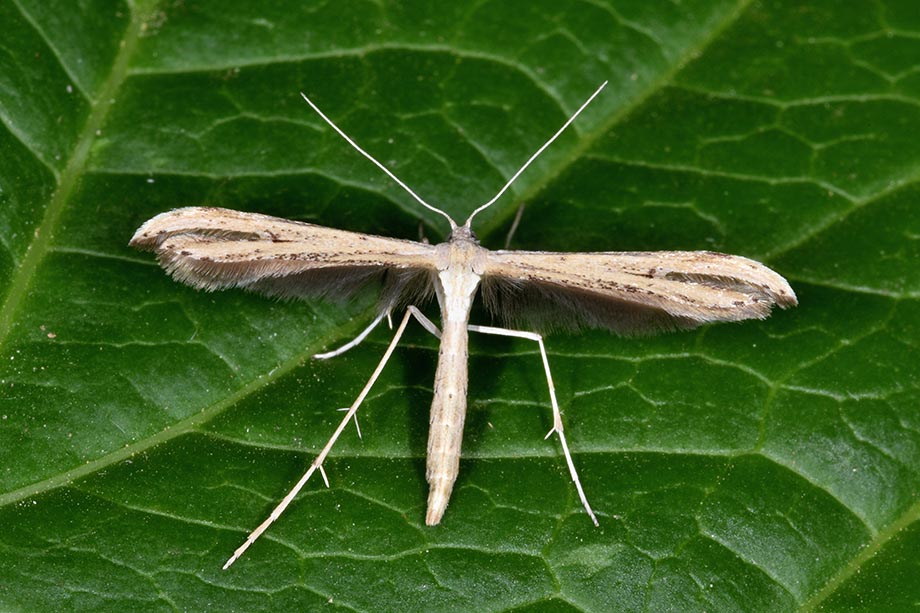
[449,224,479,244]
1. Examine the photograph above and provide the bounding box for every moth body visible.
[426,227,488,524]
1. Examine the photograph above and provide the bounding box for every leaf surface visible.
[1,0,918,610]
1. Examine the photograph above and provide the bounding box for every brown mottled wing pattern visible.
[130,207,438,306]
[480,250,797,335]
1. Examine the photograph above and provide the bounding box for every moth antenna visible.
[464,80,608,228]
[300,92,457,230]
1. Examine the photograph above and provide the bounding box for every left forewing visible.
[130,207,438,304]
[480,250,797,335]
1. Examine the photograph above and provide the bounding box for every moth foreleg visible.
[468,324,600,527]
[314,309,390,360]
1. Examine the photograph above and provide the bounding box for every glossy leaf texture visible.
[1,1,918,611]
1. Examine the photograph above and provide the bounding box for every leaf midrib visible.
[0,1,153,350]
[0,327,326,507]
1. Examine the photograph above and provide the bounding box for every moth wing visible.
[130,207,438,306]
[480,250,797,335]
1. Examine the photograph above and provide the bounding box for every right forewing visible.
[481,250,797,335]
[130,207,438,305]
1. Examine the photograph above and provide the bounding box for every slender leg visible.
[417,220,431,244]
[468,323,599,526]
[337,407,362,439]
[405,305,442,339]
[317,310,391,437]
[313,309,389,360]
[503,202,526,249]
[333,307,441,440]
[224,306,440,569]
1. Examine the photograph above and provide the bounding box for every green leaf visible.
[1,0,918,610]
